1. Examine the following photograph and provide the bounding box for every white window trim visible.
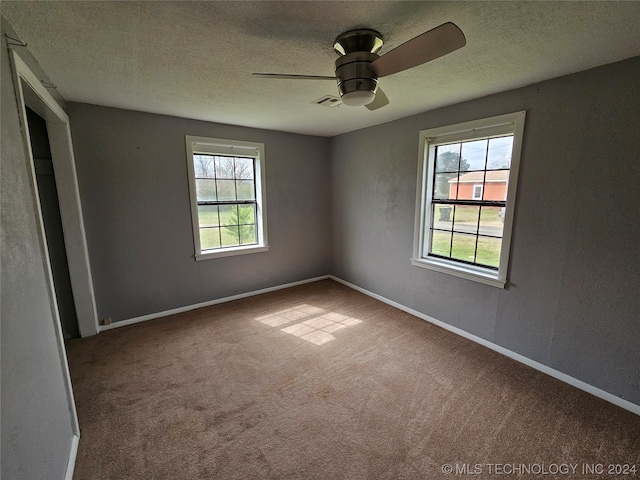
[412,111,526,288]
[185,136,269,260]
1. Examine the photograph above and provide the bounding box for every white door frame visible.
[9,49,99,478]
[9,50,99,338]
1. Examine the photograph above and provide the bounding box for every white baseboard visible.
[99,275,330,332]
[329,275,640,416]
[65,434,79,480]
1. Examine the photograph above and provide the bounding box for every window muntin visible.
[412,112,526,287]
[186,137,268,260]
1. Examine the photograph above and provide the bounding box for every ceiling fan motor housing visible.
[334,52,380,106]
[333,29,383,106]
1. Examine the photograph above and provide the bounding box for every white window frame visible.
[412,111,526,288]
[472,184,484,200]
[185,136,268,260]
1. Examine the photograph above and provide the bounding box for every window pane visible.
[429,230,452,258]
[476,236,502,268]
[452,205,479,235]
[221,225,240,247]
[479,206,504,238]
[487,136,513,170]
[198,205,219,227]
[200,227,221,250]
[433,203,453,225]
[193,155,215,178]
[433,173,457,199]
[215,156,235,179]
[239,224,257,245]
[195,179,217,201]
[236,179,255,201]
[238,204,256,225]
[450,232,477,263]
[216,179,236,201]
[219,204,238,227]
[235,157,254,179]
[460,139,488,171]
[450,171,481,200]
[435,144,462,173]
[484,169,509,201]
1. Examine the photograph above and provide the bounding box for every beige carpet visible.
[67,280,640,479]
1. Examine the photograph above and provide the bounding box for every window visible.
[472,184,484,200]
[185,136,268,260]
[412,111,526,287]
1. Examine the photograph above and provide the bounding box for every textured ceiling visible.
[2,1,640,137]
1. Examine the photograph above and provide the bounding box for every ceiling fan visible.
[253,22,466,111]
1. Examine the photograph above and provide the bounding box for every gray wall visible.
[331,57,640,405]
[1,23,76,480]
[68,103,331,324]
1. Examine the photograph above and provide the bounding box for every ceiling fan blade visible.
[253,73,336,80]
[370,22,466,78]
[365,88,389,111]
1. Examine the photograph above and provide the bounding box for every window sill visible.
[411,257,506,288]
[195,244,269,261]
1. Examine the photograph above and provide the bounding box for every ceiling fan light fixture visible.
[341,89,376,107]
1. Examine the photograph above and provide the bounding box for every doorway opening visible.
[26,107,80,338]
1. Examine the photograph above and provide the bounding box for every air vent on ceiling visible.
[313,95,342,107]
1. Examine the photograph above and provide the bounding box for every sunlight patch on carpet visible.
[256,304,362,345]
